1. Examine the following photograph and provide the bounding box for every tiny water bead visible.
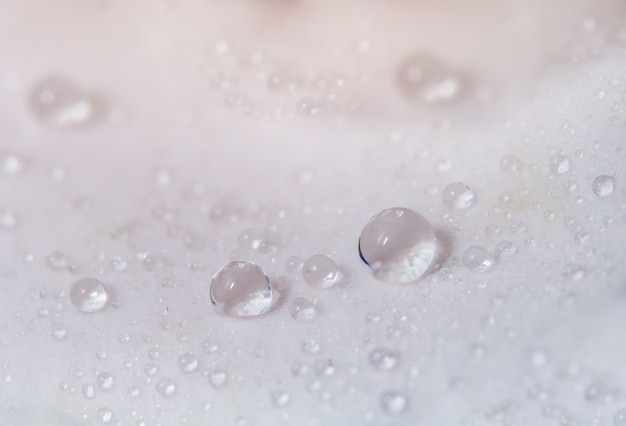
[359,207,437,284]
[209,261,273,317]
[442,182,475,209]
[462,246,493,272]
[591,175,615,197]
[302,255,339,289]
[70,278,108,313]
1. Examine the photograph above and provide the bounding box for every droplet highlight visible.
[302,255,339,289]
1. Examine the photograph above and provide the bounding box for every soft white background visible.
[0,1,625,425]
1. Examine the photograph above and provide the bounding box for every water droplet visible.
[97,372,115,390]
[289,297,319,322]
[614,408,626,426]
[0,209,17,229]
[313,359,335,376]
[29,76,98,128]
[500,155,523,174]
[442,182,475,209]
[562,264,586,281]
[2,154,24,175]
[380,391,408,414]
[177,353,199,373]
[296,97,323,116]
[70,278,108,313]
[271,390,290,408]
[301,339,321,355]
[98,407,113,423]
[156,378,177,397]
[592,175,615,197]
[302,255,339,288]
[209,369,228,388]
[494,241,517,259]
[462,246,493,272]
[396,53,465,104]
[82,384,96,399]
[359,208,437,283]
[96,351,108,361]
[549,155,571,174]
[368,348,400,371]
[210,261,273,317]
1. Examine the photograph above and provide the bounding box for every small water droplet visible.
[369,348,400,371]
[82,384,96,399]
[500,155,523,174]
[562,264,586,281]
[359,207,437,283]
[592,175,615,197]
[494,241,517,259]
[98,407,113,423]
[462,246,493,272]
[380,391,408,415]
[210,261,273,317]
[614,408,626,426]
[177,353,199,374]
[396,53,466,104]
[289,297,319,322]
[301,339,321,355]
[302,255,339,288]
[97,372,114,390]
[209,369,228,388]
[271,390,290,408]
[70,278,108,313]
[549,155,571,174]
[442,182,475,209]
[156,378,177,397]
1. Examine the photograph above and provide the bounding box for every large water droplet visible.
[442,182,475,209]
[592,175,615,197]
[210,261,273,317]
[70,278,108,313]
[359,207,436,283]
[302,255,339,288]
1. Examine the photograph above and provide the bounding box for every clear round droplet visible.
[156,378,177,397]
[442,182,475,209]
[549,155,571,174]
[177,353,199,374]
[592,175,615,197]
[302,255,339,289]
[210,261,273,317]
[500,155,523,174]
[359,207,437,283]
[369,348,400,371]
[462,246,493,272]
[289,297,319,322]
[70,278,108,313]
[380,391,408,415]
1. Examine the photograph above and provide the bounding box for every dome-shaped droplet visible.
[302,255,338,288]
[359,207,436,283]
[442,182,475,209]
[210,261,272,317]
[70,278,108,313]
[177,353,199,373]
[462,246,493,272]
[592,175,615,197]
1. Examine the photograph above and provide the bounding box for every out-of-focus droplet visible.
[500,155,523,174]
[29,76,98,128]
[380,391,408,414]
